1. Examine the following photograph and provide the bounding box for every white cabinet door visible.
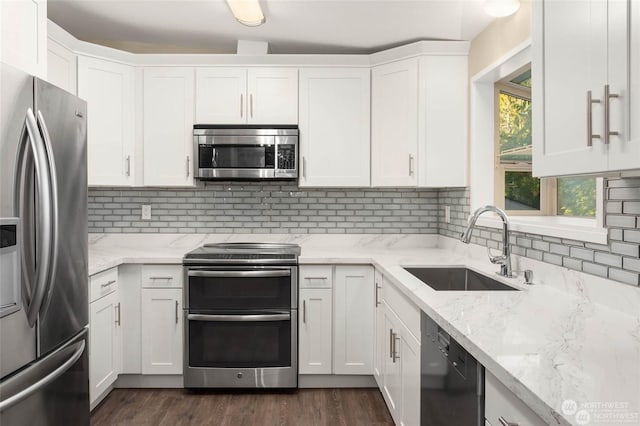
[373,270,384,386]
[608,0,638,171]
[47,39,76,95]
[381,304,401,423]
[418,55,468,187]
[371,59,419,186]
[532,0,609,177]
[399,331,420,426]
[298,68,370,187]
[78,56,135,186]
[143,67,194,186]
[141,288,183,374]
[247,68,298,124]
[298,288,333,374]
[195,68,247,124]
[0,0,47,77]
[333,265,374,375]
[89,290,120,405]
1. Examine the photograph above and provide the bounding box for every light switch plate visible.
[141,205,151,220]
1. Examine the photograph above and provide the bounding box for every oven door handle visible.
[187,270,291,278]
[187,313,290,322]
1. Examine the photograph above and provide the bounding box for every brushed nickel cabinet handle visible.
[149,276,173,281]
[115,302,121,326]
[393,333,400,362]
[587,90,601,146]
[186,156,190,178]
[498,417,519,426]
[101,280,116,288]
[125,155,131,177]
[175,300,179,324]
[250,94,254,118]
[302,156,307,179]
[603,84,620,145]
[389,329,394,358]
[302,299,306,324]
[240,93,244,118]
[409,154,415,176]
[375,283,381,307]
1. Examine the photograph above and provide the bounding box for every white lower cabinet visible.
[333,265,374,374]
[485,370,546,426]
[89,289,121,405]
[298,264,375,376]
[298,288,333,374]
[141,287,183,374]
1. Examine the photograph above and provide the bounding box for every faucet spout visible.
[459,205,513,278]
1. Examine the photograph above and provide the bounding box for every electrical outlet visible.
[141,205,151,220]
[444,206,451,223]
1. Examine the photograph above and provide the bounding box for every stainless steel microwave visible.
[193,125,298,180]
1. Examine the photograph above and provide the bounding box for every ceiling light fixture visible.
[225,0,266,27]
[483,0,521,17]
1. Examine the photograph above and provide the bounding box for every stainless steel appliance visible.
[421,312,484,425]
[193,125,298,180]
[182,243,300,388]
[0,63,89,425]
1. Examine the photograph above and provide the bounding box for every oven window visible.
[188,317,291,368]
[188,271,292,311]
[199,145,275,169]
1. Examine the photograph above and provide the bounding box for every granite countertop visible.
[88,233,640,426]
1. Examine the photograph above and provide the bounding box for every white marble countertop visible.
[88,233,640,426]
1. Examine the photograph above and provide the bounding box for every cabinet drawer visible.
[485,370,546,426]
[141,265,183,288]
[382,277,420,342]
[299,265,333,289]
[89,267,118,303]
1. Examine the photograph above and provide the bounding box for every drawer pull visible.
[498,417,519,426]
[149,276,173,280]
[304,276,327,280]
[100,280,116,288]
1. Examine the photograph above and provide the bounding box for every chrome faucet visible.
[459,205,513,278]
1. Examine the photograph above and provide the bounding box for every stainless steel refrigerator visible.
[0,62,89,425]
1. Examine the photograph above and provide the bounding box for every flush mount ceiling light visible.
[225,0,266,27]
[484,0,521,17]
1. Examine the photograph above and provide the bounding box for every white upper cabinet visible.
[372,59,419,187]
[0,0,47,78]
[371,54,467,187]
[533,0,636,176]
[418,56,468,187]
[298,68,370,187]
[78,56,135,186]
[247,68,298,124]
[143,67,195,186]
[47,39,76,94]
[195,68,246,124]
[194,67,298,125]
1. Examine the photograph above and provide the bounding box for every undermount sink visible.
[403,267,518,291]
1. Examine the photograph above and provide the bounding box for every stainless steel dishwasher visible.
[421,313,485,425]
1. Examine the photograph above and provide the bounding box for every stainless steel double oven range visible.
[182,243,300,388]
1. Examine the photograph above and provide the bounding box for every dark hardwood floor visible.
[91,388,394,426]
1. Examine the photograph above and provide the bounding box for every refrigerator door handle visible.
[13,108,55,327]
[0,339,85,413]
[35,111,59,319]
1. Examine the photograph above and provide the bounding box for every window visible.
[494,66,597,217]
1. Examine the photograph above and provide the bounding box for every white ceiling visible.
[48,0,495,54]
